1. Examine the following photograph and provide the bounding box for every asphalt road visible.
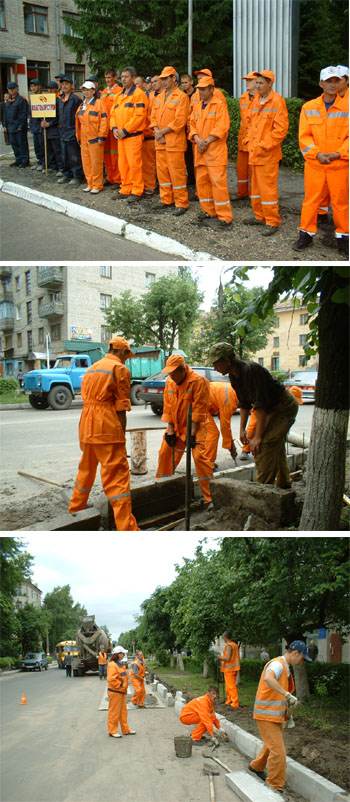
[0,667,244,802]
[0,194,179,260]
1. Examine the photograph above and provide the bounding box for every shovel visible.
[203,762,219,802]
[203,752,233,773]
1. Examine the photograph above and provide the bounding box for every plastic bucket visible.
[174,735,193,758]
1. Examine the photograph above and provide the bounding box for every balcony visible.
[0,317,14,331]
[0,289,14,303]
[39,301,64,320]
[0,267,12,280]
[37,267,64,290]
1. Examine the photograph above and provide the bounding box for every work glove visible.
[210,736,220,746]
[189,434,198,449]
[229,441,237,460]
[216,730,229,742]
[285,692,298,707]
[165,432,177,447]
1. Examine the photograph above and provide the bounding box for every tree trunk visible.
[300,274,349,531]
[203,659,209,678]
[293,661,310,702]
[177,652,185,671]
[170,653,174,668]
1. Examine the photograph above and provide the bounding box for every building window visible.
[299,334,307,346]
[38,327,44,344]
[100,293,112,310]
[0,1,6,31]
[27,60,50,87]
[15,275,20,292]
[101,325,112,341]
[17,332,22,348]
[275,317,279,327]
[146,272,155,287]
[28,330,33,350]
[51,323,61,340]
[299,354,309,366]
[100,266,112,278]
[25,270,31,295]
[24,3,48,35]
[5,334,12,349]
[62,11,82,37]
[15,305,22,320]
[27,301,32,324]
[273,337,279,347]
[64,63,85,89]
[271,357,279,370]
[258,358,264,366]
[300,313,308,325]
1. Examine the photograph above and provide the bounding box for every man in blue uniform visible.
[3,81,29,167]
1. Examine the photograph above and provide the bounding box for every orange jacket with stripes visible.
[246,89,289,165]
[110,84,147,137]
[162,366,210,441]
[189,94,231,166]
[208,382,238,449]
[220,640,240,674]
[150,86,189,151]
[107,660,129,693]
[130,657,146,680]
[78,353,131,444]
[98,650,108,665]
[237,90,255,151]
[75,95,109,144]
[299,92,349,171]
[253,657,295,723]
[182,693,220,735]
[100,83,122,117]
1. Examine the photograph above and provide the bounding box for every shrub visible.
[155,649,169,667]
[0,377,18,395]
[0,656,17,670]
[307,662,350,702]
[240,658,264,681]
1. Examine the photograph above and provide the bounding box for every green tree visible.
[16,604,51,655]
[42,586,87,651]
[298,0,348,99]
[100,624,112,641]
[136,586,177,655]
[118,627,142,652]
[0,538,34,657]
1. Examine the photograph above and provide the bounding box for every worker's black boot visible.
[292,231,313,251]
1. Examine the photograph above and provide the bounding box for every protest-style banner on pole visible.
[30,93,56,176]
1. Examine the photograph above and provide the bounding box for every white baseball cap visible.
[336,65,349,78]
[319,66,341,81]
[112,645,127,654]
[81,80,96,89]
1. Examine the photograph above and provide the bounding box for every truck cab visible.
[23,354,93,410]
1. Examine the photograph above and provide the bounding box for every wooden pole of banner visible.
[43,117,48,176]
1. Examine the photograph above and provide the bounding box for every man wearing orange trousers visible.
[218,631,240,708]
[107,648,136,738]
[68,336,139,531]
[189,76,232,229]
[233,72,256,200]
[240,385,303,461]
[249,640,312,793]
[156,354,213,503]
[180,686,221,744]
[75,81,109,193]
[110,66,147,202]
[244,70,289,236]
[205,381,239,468]
[141,88,157,196]
[129,650,146,708]
[293,65,349,259]
[314,65,349,229]
[151,66,189,215]
[100,69,122,186]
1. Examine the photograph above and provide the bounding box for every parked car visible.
[284,371,318,402]
[22,652,49,671]
[139,366,230,415]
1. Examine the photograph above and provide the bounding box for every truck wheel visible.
[48,385,72,410]
[130,384,144,406]
[73,669,78,677]
[151,403,162,416]
[29,395,49,410]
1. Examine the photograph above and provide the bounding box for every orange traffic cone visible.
[20,693,27,705]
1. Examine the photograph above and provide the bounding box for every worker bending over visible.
[129,650,146,708]
[240,385,303,461]
[180,685,221,744]
[218,631,240,708]
[205,382,238,468]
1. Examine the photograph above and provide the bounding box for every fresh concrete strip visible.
[0,179,216,260]
[226,770,286,802]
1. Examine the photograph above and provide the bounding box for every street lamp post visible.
[188,0,193,75]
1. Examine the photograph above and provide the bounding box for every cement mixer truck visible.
[72,615,111,677]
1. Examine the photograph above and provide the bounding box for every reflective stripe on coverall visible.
[142,91,157,191]
[156,367,213,502]
[179,694,220,741]
[242,386,302,453]
[151,86,189,208]
[129,657,146,707]
[68,353,139,531]
[189,94,232,222]
[236,90,254,197]
[75,96,109,189]
[220,640,240,707]
[205,382,238,464]
[298,93,349,236]
[107,660,131,735]
[247,89,289,226]
[250,657,295,791]
[101,84,122,183]
[110,84,147,196]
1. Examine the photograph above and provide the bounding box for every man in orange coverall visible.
[249,640,312,793]
[129,650,146,708]
[75,81,109,193]
[100,69,122,187]
[218,631,240,708]
[68,336,139,531]
[240,385,303,462]
[293,65,349,259]
[110,66,147,202]
[98,647,108,680]
[233,72,257,200]
[205,381,239,468]
[151,66,189,215]
[180,686,221,744]
[107,647,136,738]
[189,76,232,229]
[156,354,213,503]
[316,65,349,231]
[244,70,289,236]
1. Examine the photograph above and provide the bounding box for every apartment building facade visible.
[0,0,89,97]
[253,299,319,374]
[14,580,42,610]
[0,264,179,375]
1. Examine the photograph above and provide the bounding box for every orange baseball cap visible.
[161,354,186,373]
[197,76,215,87]
[159,66,176,78]
[242,72,257,80]
[194,68,213,77]
[109,336,135,356]
[253,70,275,84]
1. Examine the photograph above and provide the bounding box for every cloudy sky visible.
[191,264,274,312]
[18,533,222,642]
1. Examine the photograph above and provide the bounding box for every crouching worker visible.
[129,650,146,708]
[107,647,136,738]
[180,686,221,744]
[68,336,139,530]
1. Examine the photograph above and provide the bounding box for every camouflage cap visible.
[208,342,236,363]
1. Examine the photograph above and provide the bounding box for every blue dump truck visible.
[23,343,166,410]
